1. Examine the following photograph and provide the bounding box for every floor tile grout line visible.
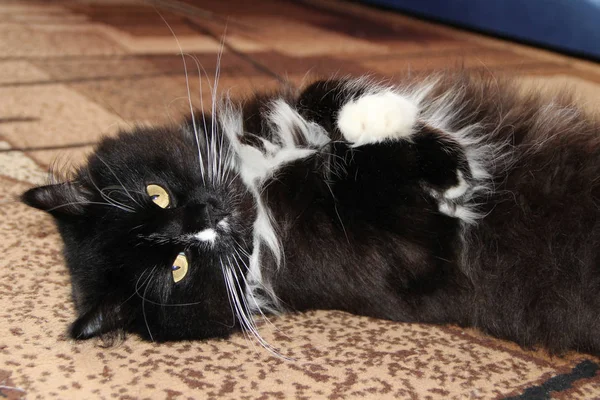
[0,61,582,90]
[180,17,288,86]
[0,54,239,62]
[147,0,257,32]
[0,142,97,153]
[0,70,207,88]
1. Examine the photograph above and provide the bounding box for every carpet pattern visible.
[2,1,600,399]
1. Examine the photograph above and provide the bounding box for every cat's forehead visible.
[89,127,200,178]
[96,126,193,159]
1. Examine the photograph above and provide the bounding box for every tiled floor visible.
[1,1,600,399]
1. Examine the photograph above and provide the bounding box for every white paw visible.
[337,91,418,146]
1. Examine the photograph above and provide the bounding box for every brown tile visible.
[68,74,280,125]
[226,16,390,57]
[361,48,560,75]
[66,4,200,37]
[248,52,370,78]
[24,146,94,173]
[0,61,50,85]
[26,52,264,83]
[0,141,49,185]
[0,25,126,58]
[0,82,123,148]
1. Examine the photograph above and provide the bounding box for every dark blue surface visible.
[361,0,600,60]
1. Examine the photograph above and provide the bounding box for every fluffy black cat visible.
[22,71,600,356]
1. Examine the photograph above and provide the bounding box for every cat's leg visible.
[297,79,482,222]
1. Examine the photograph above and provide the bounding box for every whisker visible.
[141,266,157,342]
[99,188,139,211]
[215,30,228,185]
[220,256,241,329]
[220,257,257,349]
[226,255,290,359]
[121,268,153,309]
[231,249,278,332]
[222,259,262,350]
[94,155,141,207]
[85,165,135,212]
[155,9,206,184]
[45,200,134,213]
[183,53,213,180]
[209,28,226,186]
[132,264,210,307]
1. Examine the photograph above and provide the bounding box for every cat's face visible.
[22,123,256,341]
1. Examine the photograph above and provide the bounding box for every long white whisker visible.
[231,249,278,331]
[214,31,228,185]
[226,256,290,359]
[209,28,226,185]
[187,54,211,151]
[220,258,257,348]
[219,256,242,329]
[46,201,134,213]
[155,10,206,184]
[182,52,212,181]
[225,262,262,350]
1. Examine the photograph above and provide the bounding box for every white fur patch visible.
[194,228,217,243]
[217,218,230,231]
[444,171,469,199]
[220,97,332,314]
[223,99,329,188]
[438,202,479,225]
[396,76,508,226]
[337,91,418,146]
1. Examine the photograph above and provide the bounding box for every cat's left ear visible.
[69,302,126,340]
[21,182,91,216]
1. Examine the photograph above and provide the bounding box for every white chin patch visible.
[194,228,217,244]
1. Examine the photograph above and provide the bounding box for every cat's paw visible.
[337,91,418,146]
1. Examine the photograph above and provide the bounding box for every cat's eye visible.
[171,252,189,283]
[146,184,170,208]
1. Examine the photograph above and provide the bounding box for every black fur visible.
[22,71,600,355]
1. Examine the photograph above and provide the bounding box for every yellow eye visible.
[146,184,170,208]
[171,252,189,283]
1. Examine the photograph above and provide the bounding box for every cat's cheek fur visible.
[337,91,419,146]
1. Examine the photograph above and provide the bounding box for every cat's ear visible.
[21,182,91,216]
[69,302,124,340]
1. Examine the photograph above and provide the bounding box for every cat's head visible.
[22,121,257,342]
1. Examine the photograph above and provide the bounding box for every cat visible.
[22,70,600,356]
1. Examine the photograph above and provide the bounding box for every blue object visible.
[361,0,600,60]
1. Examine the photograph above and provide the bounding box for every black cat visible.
[22,71,600,355]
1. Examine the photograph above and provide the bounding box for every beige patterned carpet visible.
[2,1,600,399]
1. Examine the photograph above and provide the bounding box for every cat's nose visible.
[183,202,228,231]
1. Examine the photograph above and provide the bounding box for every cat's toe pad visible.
[337,92,418,146]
